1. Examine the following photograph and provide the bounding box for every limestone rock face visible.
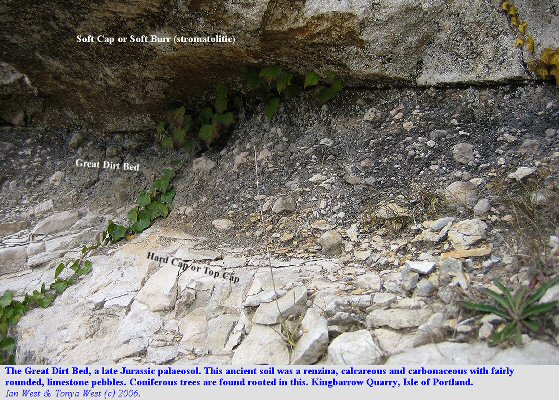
[2,0,558,127]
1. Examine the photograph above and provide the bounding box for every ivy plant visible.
[0,167,178,364]
[158,66,344,150]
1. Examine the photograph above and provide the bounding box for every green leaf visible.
[264,97,280,120]
[182,114,193,131]
[276,72,294,94]
[513,287,527,313]
[0,291,14,307]
[494,280,514,306]
[162,168,175,180]
[0,322,8,336]
[233,95,244,109]
[215,96,228,114]
[523,319,540,332]
[216,83,228,98]
[172,127,186,147]
[172,106,186,127]
[521,301,558,318]
[82,260,93,275]
[304,71,320,88]
[489,322,517,346]
[214,84,229,113]
[526,276,559,306]
[460,301,509,320]
[480,287,513,316]
[0,337,16,353]
[199,107,213,125]
[243,67,262,89]
[38,294,55,308]
[183,138,194,153]
[199,124,217,143]
[162,136,174,149]
[69,260,80,273]
[52,280,69,295]
[153,175,170,194]
[54,263,66,279]
[259,66,282,83]
[146,201,170,219]
[137,193,151,207]
[128,207,139,225]
[156,121,165,135]
[107,221,127,243]
[212,112,235,128]
[160,190,176,205]
[132,214,151,233]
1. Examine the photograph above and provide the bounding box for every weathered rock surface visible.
[366,308,432,330]
[231,324,289,365]
[327,330,384,365]
[2,0,558,126]
[252,286,307,325]
[135,264,178,312]
[32,211,79,235]
[291,308,329,365]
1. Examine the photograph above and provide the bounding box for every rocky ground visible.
[1,83,559,364]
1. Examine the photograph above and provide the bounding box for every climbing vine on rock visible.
[500,1,559,86]
[157,66,343,150]
[0,167,178,364]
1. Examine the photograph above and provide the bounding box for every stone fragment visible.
[405,261,435,275]
[363,107,382,122]
[414,279,435,297]
[366,308,431,329]
[441,246,492,259]
[444,181,478,207]
[174,248,221,261]
[508,166,536,181]
[373,293,397,307]
[192,157,216,174]
[272,196,296,214]
[355,272,382,292]
[327,330,384,365]
[473,198,491,216]
[49,171,64,186]
[26,242,45,257]
[252,286,307,325]
[374,328,430,355]
[136,264,178,312]
[0,221,29,236]
[116,302,163,345]
[452,142,474,164]
[207,315,238,354]
[447,219,488,250]
[231,324,289,365]
[0,246,28,275]
[32,211,79,235]
[68,131,87,149]
[291,308,329,365]
[401,269,419,291]
[372,203,411,219]
[319,230,343,255]
[354,250,371,261]
[212,219,234,231]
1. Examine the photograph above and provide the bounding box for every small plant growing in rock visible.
[461,277,559,346]
[0,167,179,364]
[243,66,344,119]
[158,85,235,151]
[500,1,559,86]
